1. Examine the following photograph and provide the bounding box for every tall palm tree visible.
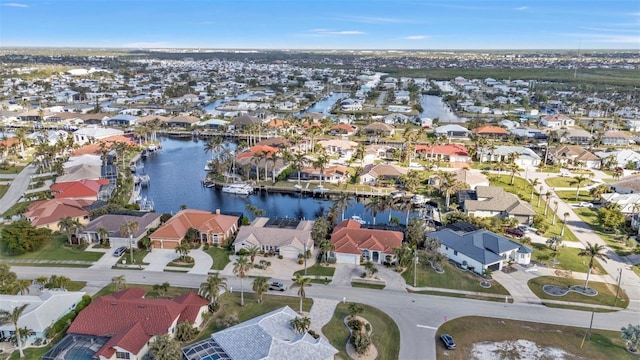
[312,153,329,186]
[291,273,311,313]
[0,304,28,358]
[378,196,395,223]
[552,200,559,225]
[529,178,540,202]
[199,273,227,307]
[571,175,590,201]
[578,242,609,289]
[233,256,250,306]
[97,227,110,246]
[543,191,551,216]
[174,242,190,262]
[290,316,311,334]
[364,197,382,225]
[246,244,261,264]
[291,151,306,188]
[334,193,353,221]
[319,240,335,263]
[204,137,223,161]
[57,217,83,245]
[111,275,126,292]
[561,212,570,236]
[252,276,269,303]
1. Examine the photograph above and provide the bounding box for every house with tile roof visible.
[458,186,536,225]
[330,123,357,136]
[48,288,208,360]
[414,143,471,163]
[429,228,531,275]
[551,145,601,169]
[234,217,314,258]
[182,306,338,360]
[480,145,541,167]
[435,124,470,140]
[472,125,509,138]
[362,122,395,137]
[595,149,640,170]
[540,114,575,128]
[166,115,200,128]
[359,163,407,185]
[149,209,239,249]
[330,219,403,264]
[50,179,109,201]
[23,198,92,230]
[72,127,124,145]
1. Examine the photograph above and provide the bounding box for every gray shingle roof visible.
[430,229,528,265]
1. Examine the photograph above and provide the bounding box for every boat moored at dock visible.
[221,183,253,195]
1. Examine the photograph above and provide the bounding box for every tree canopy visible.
[0,220,52,256]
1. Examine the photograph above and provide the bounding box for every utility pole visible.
[129,234,134,265]
[580,311,595,348]
[413,250,418,287]
[614,268,623,307]
[304,242,308,276]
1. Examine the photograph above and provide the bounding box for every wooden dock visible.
[201,179,392,198]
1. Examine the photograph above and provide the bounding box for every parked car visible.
[577,202,594,208]
[269,281,286,291]
[440,334,456,350]
[505,228,525,238]
[113,246,127,257]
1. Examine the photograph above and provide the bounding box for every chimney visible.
[215,209,220,215]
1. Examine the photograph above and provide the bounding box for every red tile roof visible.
[236,145,279,159]
[472,126,509,135]
[24,198,92,227]
[50,179,109,199]
[414,143,469,157]
[72,135,136,156]
[68,288,207,357]
[331,220,403,255]
[149,209,238,241]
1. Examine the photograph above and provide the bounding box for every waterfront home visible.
[233,217,314,258]
[167,115,200,128]
[72,127,124,145]
[359,163,407,185]
[106,114,139,127]
[540,114,575,128]
[0,290,86,348]
[302,112,326,123]
[601,193,640,215]
[46,288,207,360]
[551,145,601,169]
[329,123,357,136]
[330,219,403,265]
[229,114,261,130]
[435,124,470,140]
[317,139,358,158]
[429,169,489,190]
[197,118,229,130]
[149,209,239,249]
[609,174,640,194]
[480,145,541,167]
[601,130,633,146]
[362,122,395,137]
[24,198,92,230]
[595,149,640,170]
[136,114,170,125]
[79,212,162,244]
[340,98,363,111]
[182,306,338,360]
[56,164,102,183]
[414,143,471,164]
[384,113,410,124]
[429,228,531,275]
[293,165,348,184]
[50,179,109,201]
[458,186,535,225]
[472,125,509,138]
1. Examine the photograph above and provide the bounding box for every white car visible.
[577,202,594,208]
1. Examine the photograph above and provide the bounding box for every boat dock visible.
[201,179,394,198]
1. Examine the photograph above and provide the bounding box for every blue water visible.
[65,347,95,360]
[420,94,465,123]
[138,138,414,224]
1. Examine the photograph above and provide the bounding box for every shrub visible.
[237,248,249,256]
[348,319,362,332]
[203,243,210,251]
[278,255,283,259]
[351,332,372,355]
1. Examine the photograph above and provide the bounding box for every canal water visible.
[138,137,413,223]
[420,94,466,123]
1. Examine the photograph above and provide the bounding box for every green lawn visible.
[351,281,386,290]
[528,276,628,309]
[0,234,103,262]
[294,263,336,277]
[92,282,197,299]
[545,177,593,188]
[322,302,400,360]
[572,207,637,256]
[193,292,313,342]
[555,190,592,203]
[0,185,8,200]
[530,243,607,274]
[436,316,634,360]
[490,175,579,242]
[0,165,24,174]
[402,262,510,295]
[166,259,195,268]
[206,246,232,270]
[117,249,150,265]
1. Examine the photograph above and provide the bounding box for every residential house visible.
[359,163,407,185]
[458,186,536,225]
[106,114,139,127]
[595,149,640,170]
[317,139,358,159]
[563,128,593,145]
[72,127,124,145]
[235,145,287,180]
[230,114,262,130]
[340,98,363,111]
[149,209,239,249]
[429,228,532,275]
[414,144,471,163]
[626,119,640,132]
[24,198,92,230]
[45,288,208,360]
[362,122,395,137]
[601,130,633,146]
[551,145,601,169]
[0,290,86,347]
[292,165,348,184]
[329,123,357,136]
[56,164,102,183]
[330,219,403,265]
[601,193,640,215]
[435,124,470,140]
[233,217,314,258]
[79,213,162,245]
[182,306,338,360]
[609,174,640,194]
[472,125,509,138]
[166,115,200,128]
[480,145,541,167]
[540,114,575,128]
[50,179,110,201]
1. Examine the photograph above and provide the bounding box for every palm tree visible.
[508,163,519,185]
[204,137,223,161]
[97,227,110,246]
[290,316,311,334]
[571,175,590,201]
[233,256,250,306]
[199,273,227,307]
[57,216,83,244]
[291,151,306,188]
[334,193,353,221]
[543,191,551,216]
[364,197,381,225]
[529,178,540,202]
[149,334,182,360]
[291,273,311,313]
[552,200,559,225]
[621,324,640,353]
[111,275,126,292]
[320,240,335,264]
[590,184,609,202]
[246,244,261,264]
[312,153,329,186]
[175,241,190,262]
[378,196,396,223]
[561,212,570,236]
[578,242,609,289]
[252,276,269,303]
[14,279,30,295]
[0,304,28,358]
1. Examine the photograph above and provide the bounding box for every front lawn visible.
[92,282,197,299]
[322,302,400,360]
[436,316,634,360]
[0,234,103,262]
[351,281,386,290]
[206,246,232,270]
[572,207,638,256]
[294,263,336,277]
[545,177,593,188]
[117,249,150,265]
[528,276,628,309]
[530,243,607,274]
[555,190,593,203]
[402,261,510,296]
[193,292,313,342]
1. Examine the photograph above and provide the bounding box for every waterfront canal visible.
[138,137,414,223]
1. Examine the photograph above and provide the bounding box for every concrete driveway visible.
[143,249,179,272]
[330,264,360,287]
[187,249,213,275]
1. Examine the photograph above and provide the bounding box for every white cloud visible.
[515,6,528,11]
[404,35,428,40]
[3,3,29,7]
[309,29,365,36]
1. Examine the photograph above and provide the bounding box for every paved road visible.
[0,164,37,214]
[10,266,636,360]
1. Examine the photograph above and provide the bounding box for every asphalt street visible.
[0,164,36,215]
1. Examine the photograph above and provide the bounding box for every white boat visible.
[351,215,367,225]
[412,194,428,205]
[221,183,253,195]
[312,185,329,194]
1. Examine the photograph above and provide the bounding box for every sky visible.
[0,0,639,49]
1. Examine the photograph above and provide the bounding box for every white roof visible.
[0,290,85,333]
[435,124,469,134]
[74,127,123,138]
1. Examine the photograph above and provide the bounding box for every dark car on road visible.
[505,228,525,238]
[440,334,456,350]
[113,246,127,257]
[269,281,286,291]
